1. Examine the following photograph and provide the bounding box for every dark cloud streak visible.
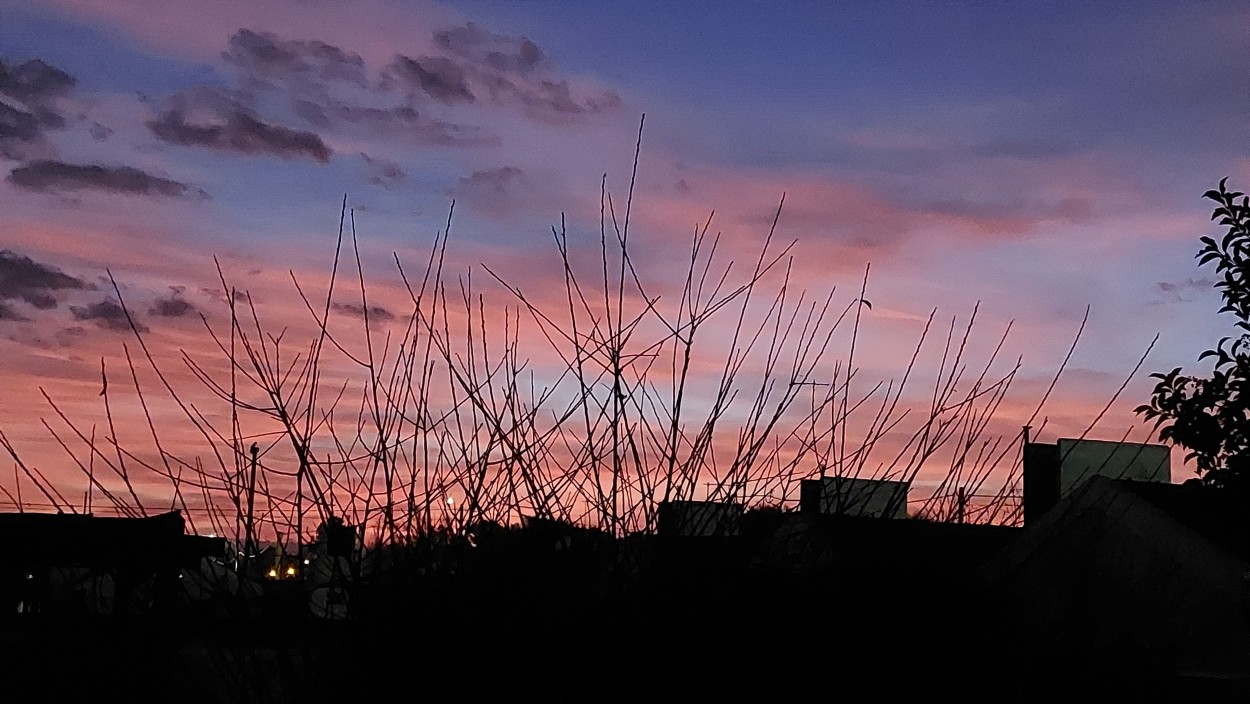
[332,301,395,322]
[8,160,200,198]
[148,106,332,162]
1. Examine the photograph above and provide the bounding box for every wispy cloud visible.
[222,28,368,89]
[148,289,196,318]
[294,99,495,148]
[361,153,406,190]
[1154,276,1217,304]
[0,301,30,322]
[449,165,526,218]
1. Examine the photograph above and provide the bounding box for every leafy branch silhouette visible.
[1137,178,1250,490]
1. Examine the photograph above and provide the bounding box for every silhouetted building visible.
[657,500,743,537]
[0,510,224,615]
[799,476,909,518]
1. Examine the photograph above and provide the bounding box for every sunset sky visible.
[2,0,1249,520]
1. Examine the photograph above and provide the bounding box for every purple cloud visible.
[0,57,76,159]
[70,298,147,333]
[0,249,89,310]
[223,29,368,88]
[388,55,475,105]
[148,88,332,163]
[149,290,196,318]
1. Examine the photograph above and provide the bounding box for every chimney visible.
[1023,441,1060,525]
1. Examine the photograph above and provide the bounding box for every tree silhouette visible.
[1137,178,1250,490]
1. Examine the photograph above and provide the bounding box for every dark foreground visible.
[5,512,1250,701]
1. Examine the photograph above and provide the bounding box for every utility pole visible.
[243,442,259,576]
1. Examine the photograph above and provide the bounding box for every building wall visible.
[1057,438,1170,496]
[989,477,1250,673]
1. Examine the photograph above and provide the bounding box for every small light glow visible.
[267,568,277,578]
[303,558,310,565]
[286,566,296,576]
[446,496,455,506]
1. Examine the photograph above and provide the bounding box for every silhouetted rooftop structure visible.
[0,510,225,615]
[1024,436,1171,524]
